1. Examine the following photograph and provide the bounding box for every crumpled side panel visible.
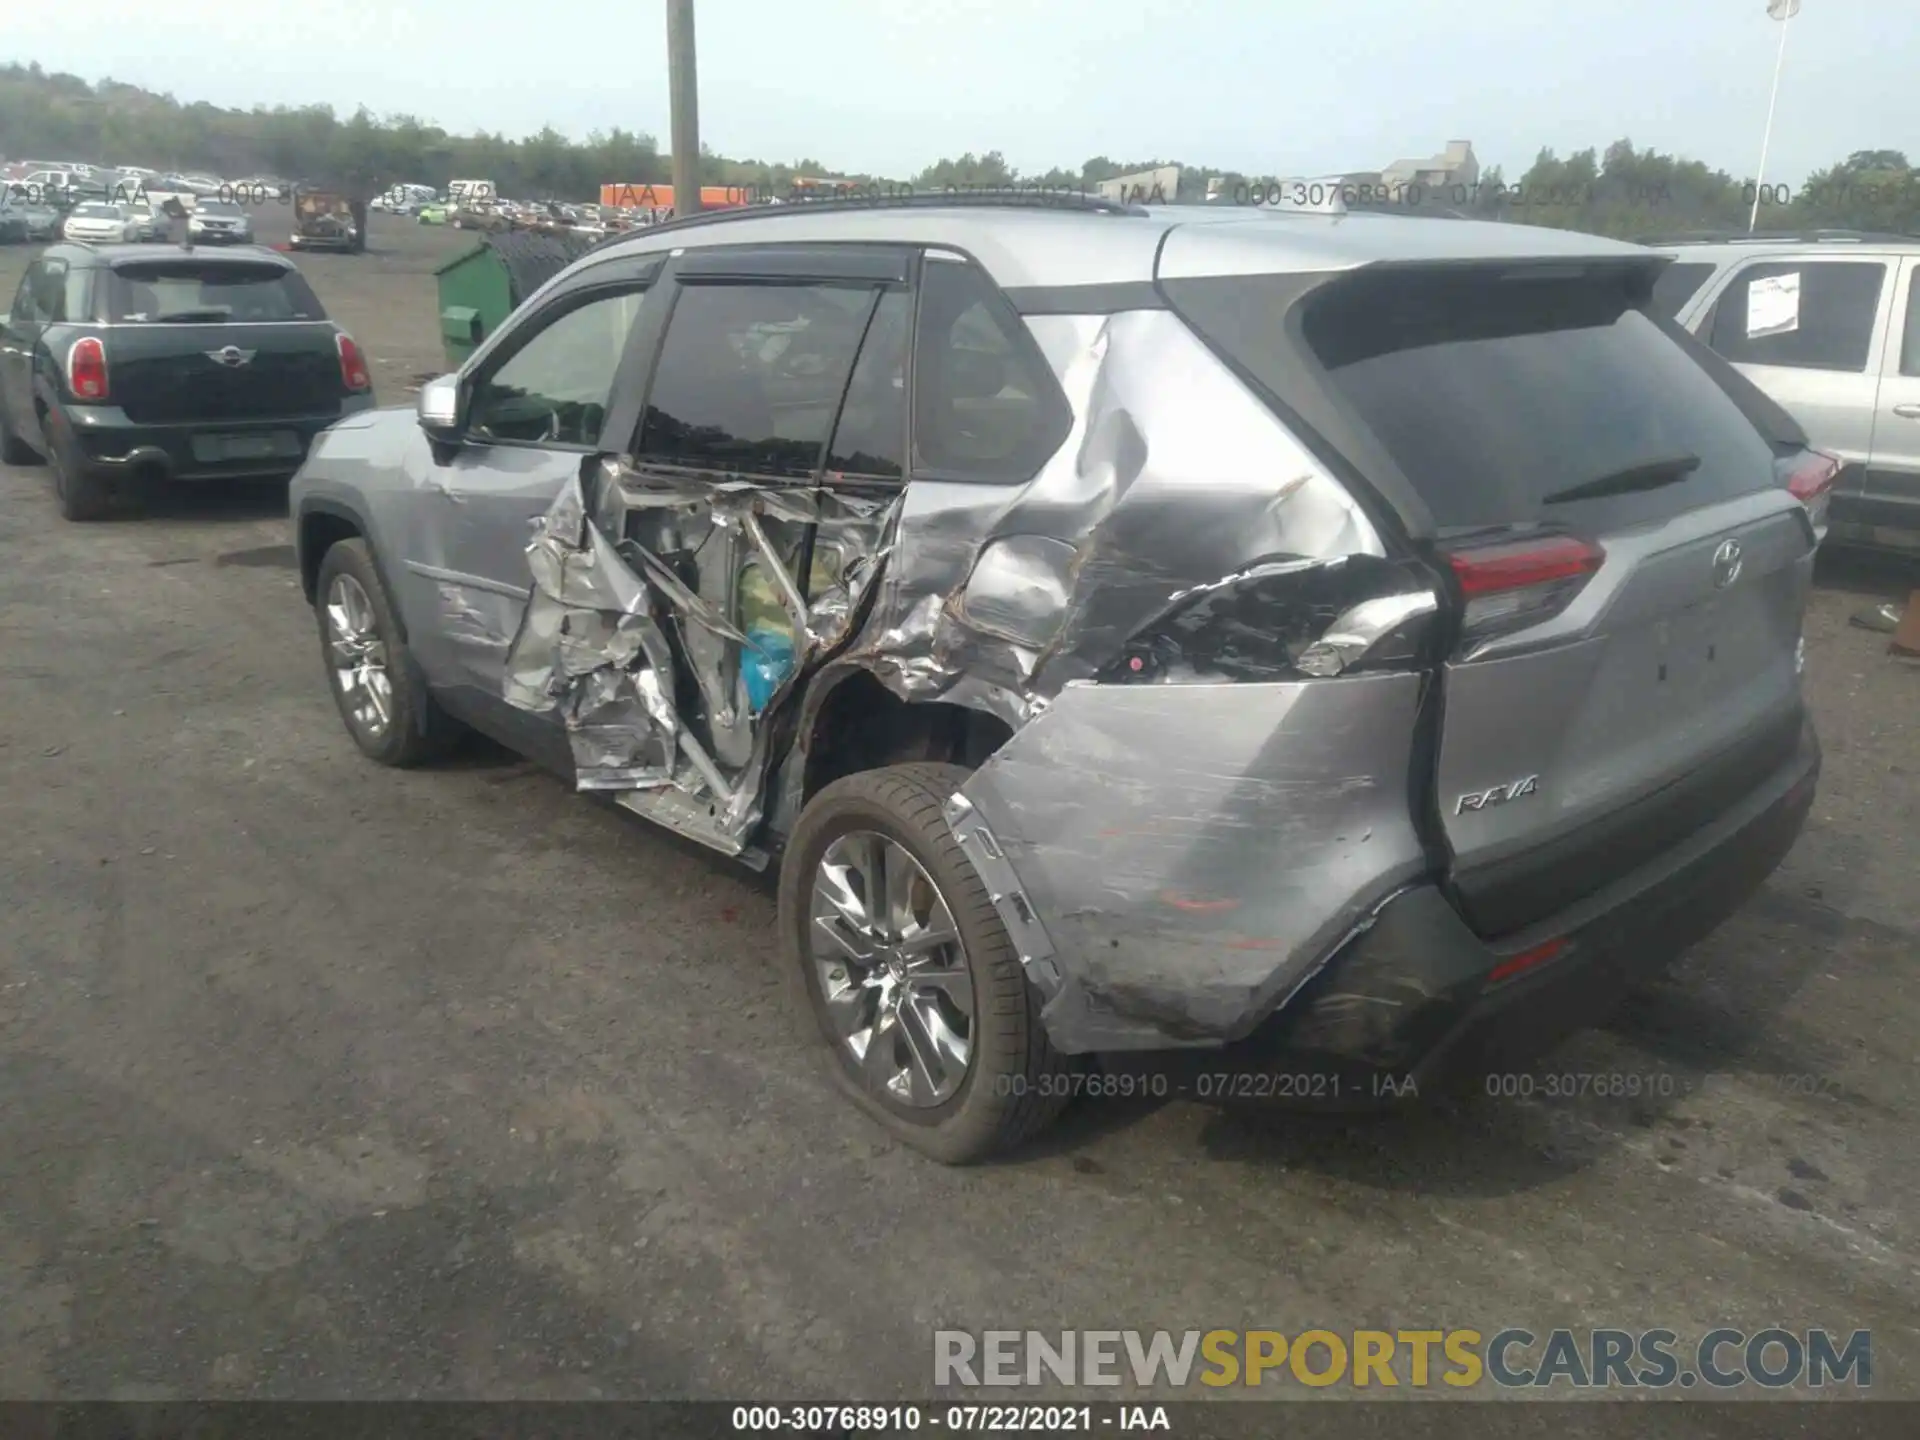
[837,308,1386,714]
[501,457,899,852]
[948,673,1431,1053]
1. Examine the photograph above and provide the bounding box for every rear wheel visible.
[779,762,1073,1163]
[44,411,116,521]
[314,538,462,767]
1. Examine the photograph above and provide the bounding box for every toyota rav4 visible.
[288,193,1828,1162]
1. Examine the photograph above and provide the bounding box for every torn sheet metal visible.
[503,298,1396,867]
[838,308,1386,712]
[501,457,899,852]
[948,672,1430,1053]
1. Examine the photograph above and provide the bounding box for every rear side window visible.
[911,256,1070,482]
[108,261,324,323]
[1227,267,1781,534]
[1650,261,1716,318]
[1706,260,1886,372]
[26,259,88,323]
[638,282,875,479]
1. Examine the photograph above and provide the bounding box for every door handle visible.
[1894,404,1920,420]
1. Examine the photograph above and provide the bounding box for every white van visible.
[447,179,495,204]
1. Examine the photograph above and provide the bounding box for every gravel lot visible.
[3,204,1918,1413]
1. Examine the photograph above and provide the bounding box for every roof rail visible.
[1636,228,1920,246]
[584,187,1150,255]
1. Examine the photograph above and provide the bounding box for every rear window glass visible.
[73,203,123,219]
[1650,260,1716,318]
[1178,267,1778,535]
[108,261,324,323]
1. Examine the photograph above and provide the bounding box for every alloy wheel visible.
[810,830,976,1107]
[325,573,394,738]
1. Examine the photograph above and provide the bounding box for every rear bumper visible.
[60,398,376,482]
[1148,716,1820,1100]
[952,677,1818,1078]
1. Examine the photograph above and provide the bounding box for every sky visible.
[7,0,1915,185]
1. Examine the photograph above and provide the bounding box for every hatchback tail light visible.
[1098,555,1440,684]
[336,332,371,391]
[1778,448,1841,538]
[1444,533,1604,649]
[67,336,109,401]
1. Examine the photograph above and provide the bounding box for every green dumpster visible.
[433,229,597,371]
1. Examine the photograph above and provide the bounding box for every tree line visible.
[4,61,1917,237]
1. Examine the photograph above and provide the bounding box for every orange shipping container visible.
[600,183,755,211]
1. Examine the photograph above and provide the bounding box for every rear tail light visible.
[1098,555,1439,684]
[66,336,108,401]
[1779,448,1840,538]
[336,332,371,391]
[1444,533,1604,649]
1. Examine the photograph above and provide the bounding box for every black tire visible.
[44,410,116,521]
[0,405,41,466]
[779,761,1073,1164]
[313,537,463,767]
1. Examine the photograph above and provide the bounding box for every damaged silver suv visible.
[291,193,1829,1163]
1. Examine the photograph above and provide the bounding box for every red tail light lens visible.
[67,336,109,401]
[1445,534,1604,649]
[1778,448,1840,538]
[336,332,371,391]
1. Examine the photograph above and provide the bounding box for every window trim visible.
[463,278,657,453]
[1704,255,1892,375]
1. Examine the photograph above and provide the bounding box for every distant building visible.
[1377,140,1480,193]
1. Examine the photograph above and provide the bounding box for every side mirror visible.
[417,374,464,442]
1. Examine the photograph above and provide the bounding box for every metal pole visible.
[667,0,702,216]
[1748,14,1792,233]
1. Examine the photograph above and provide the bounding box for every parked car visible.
[124,197,165,242]
[288,195,1827,1162]
[186,199,256,245]
[416,202,453,225]
[142,176,199,213]
[61,202,141,243]
[0,243,376,520]
[451,201,512,233]
[1646,229,1920,553]
[1,188,62,242]
[289,185,361,253]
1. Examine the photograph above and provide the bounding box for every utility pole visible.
[667,0,702,216]
[1749,0,1800,233]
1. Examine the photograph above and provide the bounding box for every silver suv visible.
[1649,229,1920,552]
[290,194,1825,1162]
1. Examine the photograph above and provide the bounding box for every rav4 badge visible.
[1455,775,1540,815]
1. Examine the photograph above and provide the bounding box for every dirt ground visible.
[3,204,1919,1414]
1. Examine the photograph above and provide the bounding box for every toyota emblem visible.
[1711,538,1744,589]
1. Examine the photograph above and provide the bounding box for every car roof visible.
[589,199,1652,289]
[1645,233,1920,261]
[51,242,292,268]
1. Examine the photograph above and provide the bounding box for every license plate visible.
[191,432,298,462]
